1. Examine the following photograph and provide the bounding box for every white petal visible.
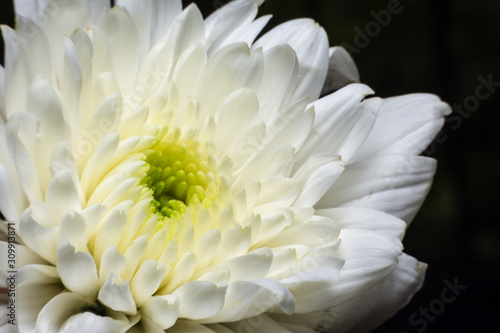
[152,0,183,44]
[18,209,58,264]
[211,226,250,265]
[296,84,381,165]
[45,170,81,226]
[202,279,294,323]
[0,162,23,221]
[220,15,272,49]
[80,133,119,197]
[36,292,94,333]
[293,154,345,207]
[141,294,179,330]
[105,6,140,93]
[262,222,340,249]
[214,88,259,156]
[252,178,299,216]
[254,19,329,102]
[256,44,297,118]
[14,0,50,23]
[321,46,360,95]
[6,113,43,202]
[92,204,129,266]
[194,43,264,123]
[174,281,227,320]
[317,154,437,223]
[16,265,63,332]
[164,4,205,62]
[87,0,110,23]
[130,260,166,307]
[352,94,452,162]
[27,76,70,150]
[316,207,406,240]
[60,311,133,333]
[60,211,88,253]
[204,0,260,53]
[162,251,196,294]
[116,0,154,56]
[98,274,137,315]
[325,253,427,332]
[42,0,91,77]
[232,145,294,192]
[264,99,314,152]
[276,254,427,333]
[99,246,127,285]
[280,267,340,313]
[57,240,99,299]
[279,227,402,314]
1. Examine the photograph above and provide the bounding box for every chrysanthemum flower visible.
[0,0,450,332]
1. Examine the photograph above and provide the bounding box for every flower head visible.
[0,0,450,332]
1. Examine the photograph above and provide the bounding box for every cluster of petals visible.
[0,0,450,332]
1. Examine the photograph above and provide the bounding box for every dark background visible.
[1,0,499,332]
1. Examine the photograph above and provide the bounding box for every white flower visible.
[0,0,451,332]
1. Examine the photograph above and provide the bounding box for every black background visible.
[1,0,499,332]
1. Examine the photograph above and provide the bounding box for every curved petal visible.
[173,281,227,320]
[254,18,329,102]
[17,265,63,333]
[59,311,134,333]
[321,46,360,96]
[56,240,99,299]
[14,0,50,23]
[296,84,381,166]
[141,294,179,330]
[317,154,437,223]
[273,253,426,333]
[201,279,295,323]
[204,0,261,53]
[351,94,452,162]
[36,292,93,333]
[98,274,137,315]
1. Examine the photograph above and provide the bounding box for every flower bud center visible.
[143,138,217,219]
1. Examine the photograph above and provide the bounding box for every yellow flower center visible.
[142,130,219,226]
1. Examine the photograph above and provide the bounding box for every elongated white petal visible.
[352,94,452,162]
[98,274,137,315]
[57,240,99,299]
[142,294,179,330]
[14,0,50,22]
[60,311,134,333]
[130,260,166,307]
[195,43,264,123]
[0,163,23,221]
[36,292,93,333]
[316,207,406,240]
[293,154,345,207]
[16,265,62,332]
[18,209,58,264]
[297,84,381,165]
[274,254,426,333]
[321,46,360,95]
[254,19,329,102]
[174,281,227,320]
[202,279,295,323]
[204,0,261,52]
[318,154,437,223]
